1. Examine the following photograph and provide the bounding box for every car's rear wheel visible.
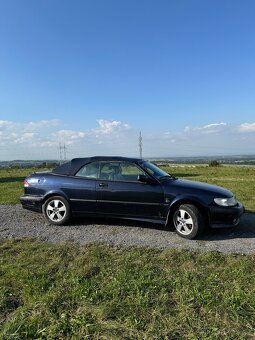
[43,196,71,225]
[173,204,204,239]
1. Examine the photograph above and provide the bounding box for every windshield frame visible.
[138,161,174,180]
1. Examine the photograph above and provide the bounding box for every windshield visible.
[140,161,173,180]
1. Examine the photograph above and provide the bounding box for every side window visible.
[75,162,99,178]
[99,162,115,180]
[99,162,145,181]
[120,162,145,181]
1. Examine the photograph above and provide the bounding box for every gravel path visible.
[0,204,255,254]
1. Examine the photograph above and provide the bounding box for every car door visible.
[63,162,99,214]
[96,161,165,219]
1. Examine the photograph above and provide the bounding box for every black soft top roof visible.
[52,156,142,176]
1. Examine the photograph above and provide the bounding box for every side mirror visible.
[137,174,151,184]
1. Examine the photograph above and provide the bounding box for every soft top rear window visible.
[52,161,71,175]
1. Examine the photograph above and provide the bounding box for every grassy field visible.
[1,239,255,339]
[1,165,255,337]
[0,165,254,211]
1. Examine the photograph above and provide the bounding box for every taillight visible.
[24,180,29,188]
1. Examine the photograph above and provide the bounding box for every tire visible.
[172,204,204,239]
[43,196,71,225]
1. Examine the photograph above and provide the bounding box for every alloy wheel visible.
[173,208,194,236]
[46,199,67,222]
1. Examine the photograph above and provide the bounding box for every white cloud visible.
[25,119,60,131]
[0,118,135,159]
[13,132,36,144]
[1,118,255,160]
[40,140,58,148]
[162,132,176,143]
[0,120,17,131]
[145,121,255,157]
[54,130,87,145]
[0,119,60,132]
[95,119,130,135]
[202,122,227,129]
[184,122,227,134]
[238,122,255,133]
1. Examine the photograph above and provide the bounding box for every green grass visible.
[0,167,49,205]
[0,239,255,339]
[1,165,254,211]
[164,165,255,212]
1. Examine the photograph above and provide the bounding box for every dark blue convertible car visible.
[21,156,244,239]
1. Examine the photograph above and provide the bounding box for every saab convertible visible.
[21,156,244,239]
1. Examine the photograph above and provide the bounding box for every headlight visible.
[214,197,237,207]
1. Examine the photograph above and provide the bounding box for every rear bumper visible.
[20,195,43,213]
[209,201,244,228]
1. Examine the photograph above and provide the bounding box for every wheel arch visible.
[42,190,70,206]
[165,196,210,227]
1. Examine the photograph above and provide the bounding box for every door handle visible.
[99,182,108,188]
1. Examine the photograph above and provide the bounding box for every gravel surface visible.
[0,204,255,254]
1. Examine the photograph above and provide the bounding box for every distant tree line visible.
[208,160,221,167]
[0,161,59,169]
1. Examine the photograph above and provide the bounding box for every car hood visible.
[161,178,233,198]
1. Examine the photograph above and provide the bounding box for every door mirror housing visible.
[137,174,152,184]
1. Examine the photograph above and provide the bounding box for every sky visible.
[0,0,255,160]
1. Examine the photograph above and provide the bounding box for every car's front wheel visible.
[43,196,71,225]
[173,204,204,239]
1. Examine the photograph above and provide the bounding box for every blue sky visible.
[0,0,255,160]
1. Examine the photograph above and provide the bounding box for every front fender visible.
[165,195,210,226]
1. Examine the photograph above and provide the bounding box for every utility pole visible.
[59,143,67,164]
[63,143,67,161]
[139,131,143,159]
[59,143,63,164]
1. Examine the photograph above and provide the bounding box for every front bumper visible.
[20,195,43,213]
[209,201,244,228]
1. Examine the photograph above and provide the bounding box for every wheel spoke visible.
[47,205,54,211]
[185,218,193,226]
[176,223,183,232]
[56,212,63,220]
[54,200,59,208]
[180,210,186,219]
[183,225,192,234]
[49,211,55,218]
[58,206,66,212]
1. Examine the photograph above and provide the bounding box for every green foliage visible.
[209,160,221,167]
[0,240,255,338]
